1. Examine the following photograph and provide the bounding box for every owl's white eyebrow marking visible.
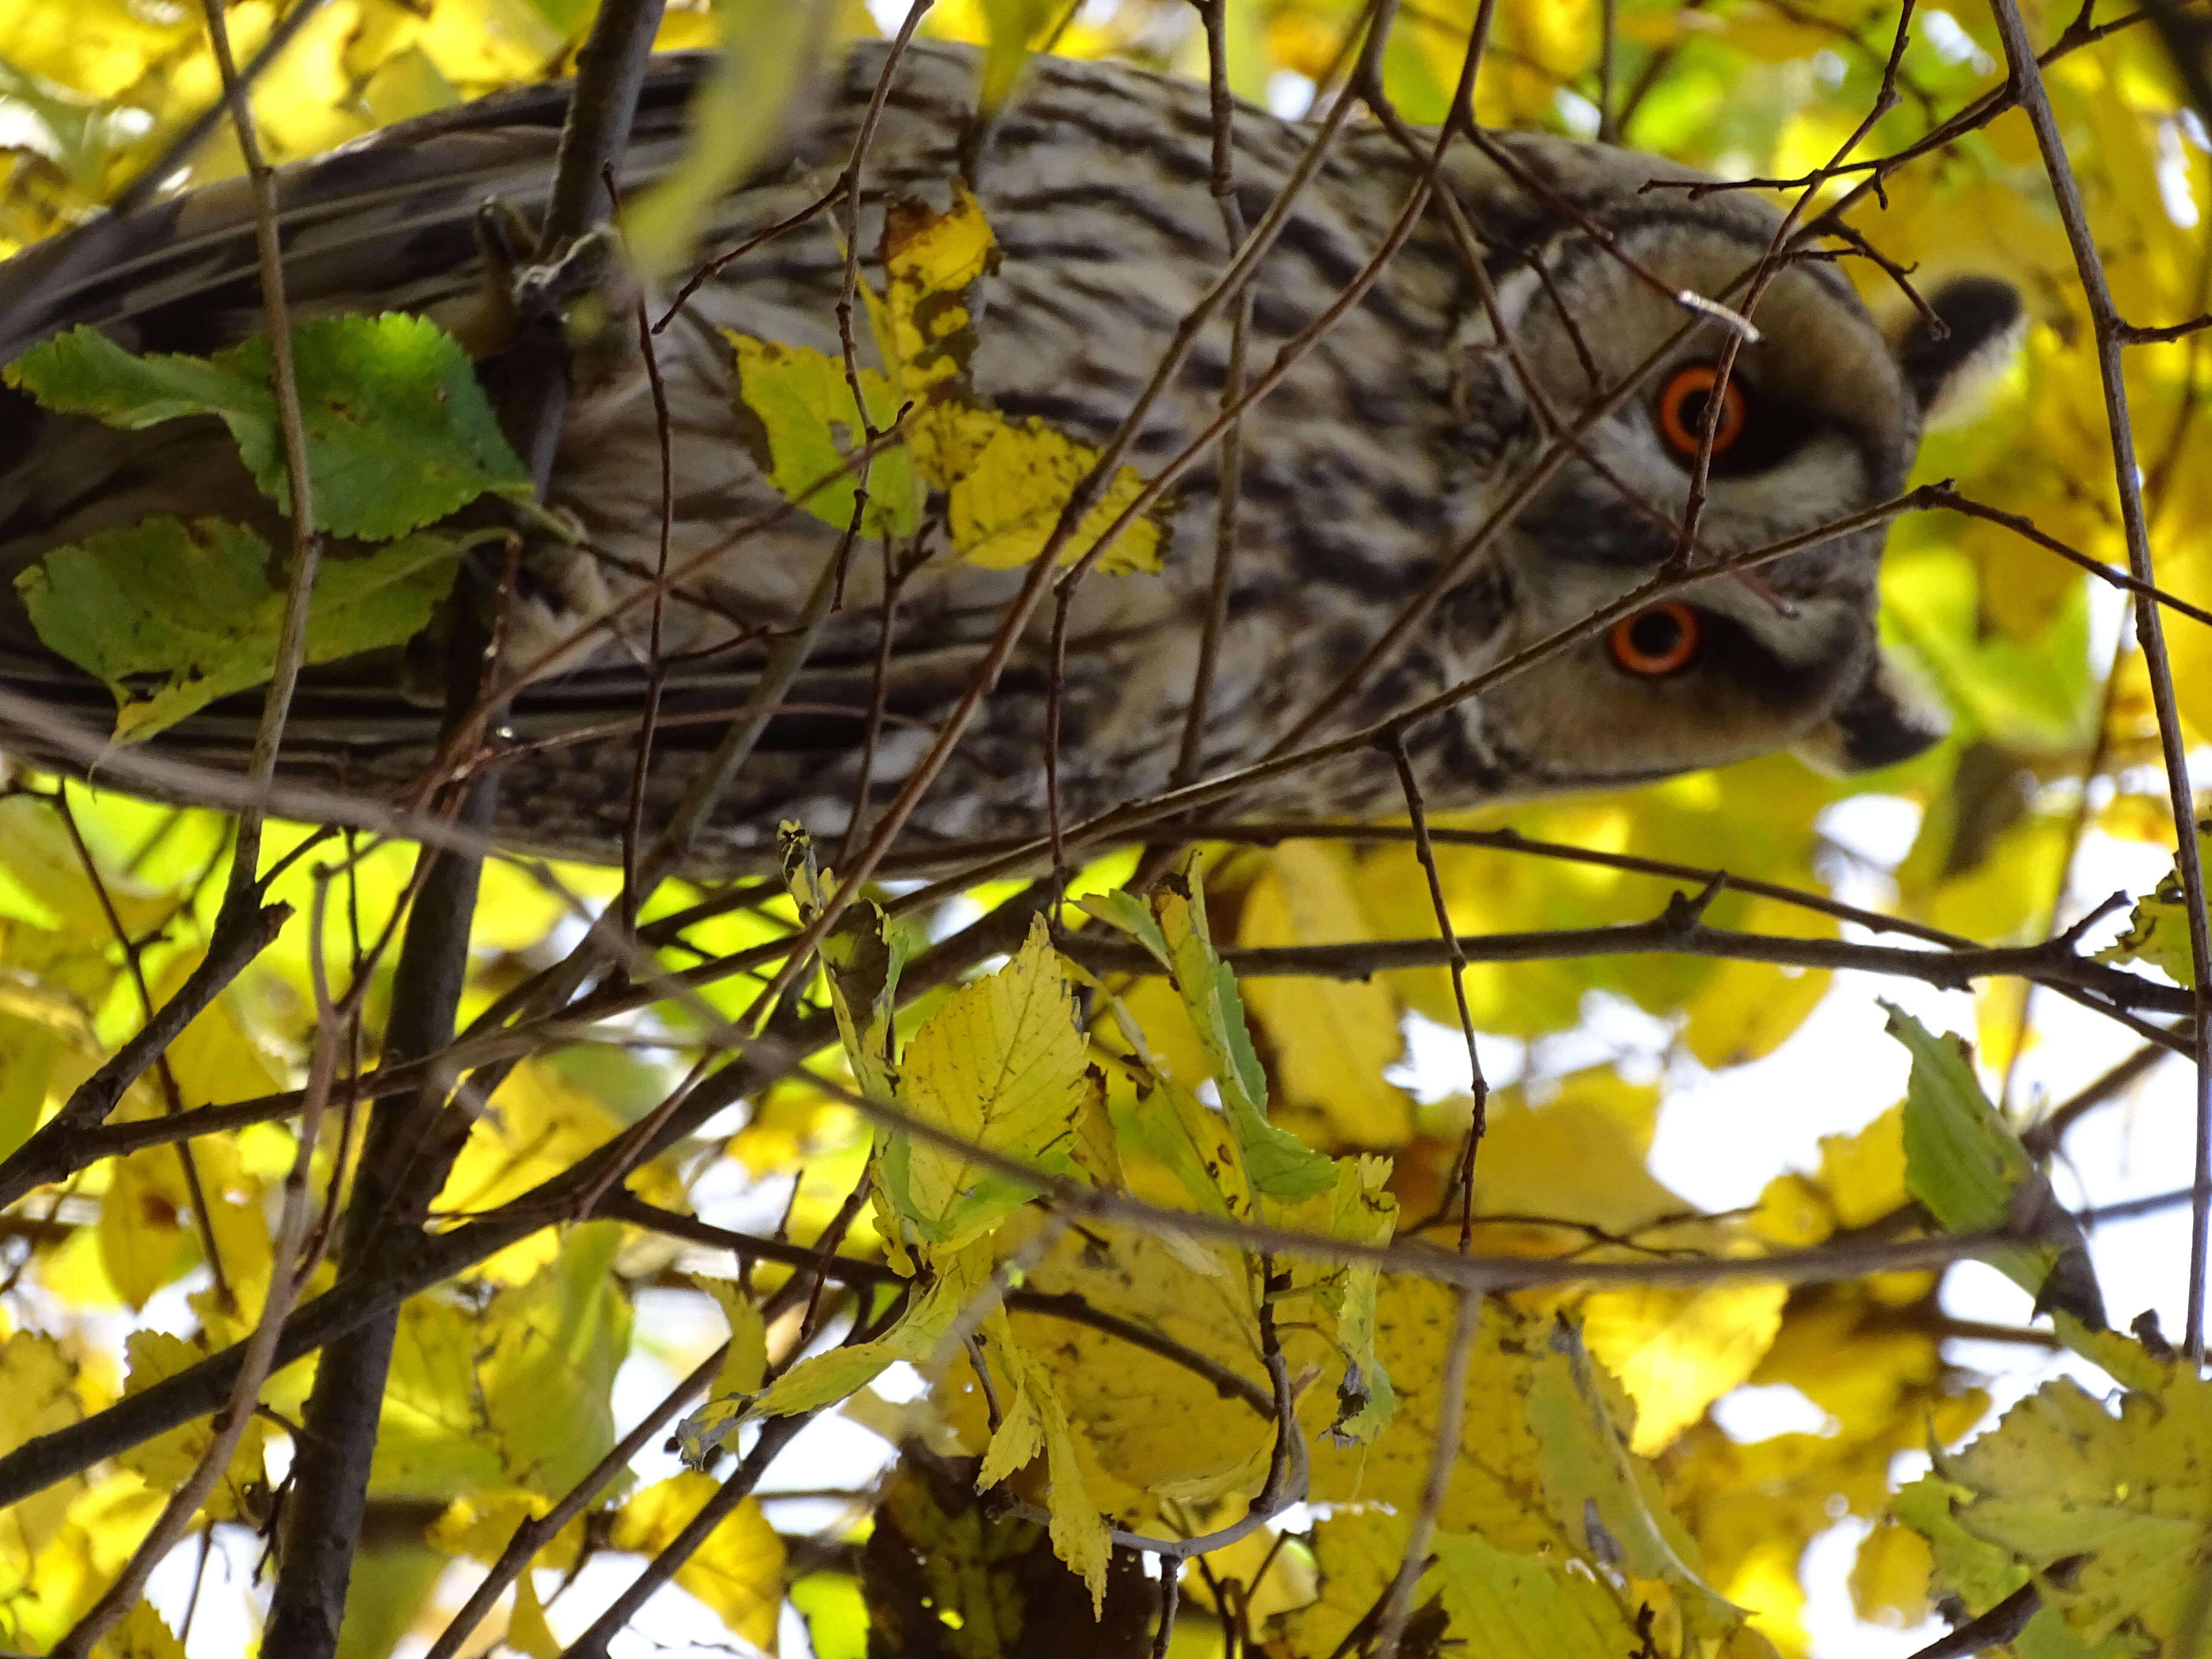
[1675,289,1763,343]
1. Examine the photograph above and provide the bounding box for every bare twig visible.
[1986,0,2212,1360]
[1385,736,1489,1250]
[422,1341,731,1659]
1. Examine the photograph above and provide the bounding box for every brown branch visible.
[559,1412,815,1657]
[1906,1584,2041,1659]
[1057,915,2189,1016]
[262,3,669,1651]
[1386,736,1490,1251]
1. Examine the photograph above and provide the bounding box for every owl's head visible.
[1438,134,2021,799]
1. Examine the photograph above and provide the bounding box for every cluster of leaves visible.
[3,316,529,739]
[0,0,2207,1655]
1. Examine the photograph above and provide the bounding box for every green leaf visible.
[734,1236,997,1427]
[1886,1004,2104,1329]
[779,823,911,1105]
[1526,1316,1745,1644]
[6,316,529,539]
[1075,889,1170,969]
[17,516,468,742]
[1431,1531,1647,1659]
[1143,858,1333,1204]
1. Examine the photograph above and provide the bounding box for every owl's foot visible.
[443,198,643,402]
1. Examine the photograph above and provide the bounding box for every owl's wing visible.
[0,55,727,366]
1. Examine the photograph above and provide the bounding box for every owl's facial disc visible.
[1438,210,2017,794]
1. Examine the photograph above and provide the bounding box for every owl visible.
[0,41,2019,875]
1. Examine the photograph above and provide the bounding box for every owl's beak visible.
[1792,649,1948,775]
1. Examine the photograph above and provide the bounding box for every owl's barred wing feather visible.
[0,41,2005,873]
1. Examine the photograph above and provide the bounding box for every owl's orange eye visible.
[1607,602,1701,676]
[1657,364,1748,457]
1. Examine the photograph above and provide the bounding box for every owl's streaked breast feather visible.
[0,41,2014,873]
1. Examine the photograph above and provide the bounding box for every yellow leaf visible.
[744,1235,996,1423]
[148,947,286,1111]
[992,1217,1265,1508]
[1814,1104,1907,1231]
[876,188,1000,400]
[374,1296,506,1497]
[1465,1080,1681,1244]
[427,1490,583,1574]
[98,1151,194,1311]
[930,404,1164,575]
[1239,841,1413,1147]
[2097,825,2209,987]
[1580,1281,1789,1456]
[476,1224,631,1496]
[694,1275,769,1399]
[974,1310,1113,1612]
[610,1475,786,1649]
[91,1600,183,1659]
[0,1332,87,1563]
[1850,1518,1934,1627]
[725,334,922,536]
[506,1573,563,1659]
[882,915,1090,1250]
[1185,1525,1318,1624]
[0,0,191,99]
[1676,898,1833,1070]
[869,192,1162,575]
[116,1332,269,1525]
[437,1061,621,1222]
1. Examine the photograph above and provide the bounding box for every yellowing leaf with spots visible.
[727,334,923,537]
[879,915,1092,1252]
[1908,1362,2212,1655]
[609,1475,786,1650]
[871,191,1164,575]
[877,189,1001,398]
[2097,826,2209,988]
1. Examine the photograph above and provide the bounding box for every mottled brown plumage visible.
[0,42,2015,872]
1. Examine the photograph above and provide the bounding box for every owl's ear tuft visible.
[1888,276,2026,428]
[1794,650,1948,776]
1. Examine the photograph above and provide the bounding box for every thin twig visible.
[421,1342,731,1659]
[1985,0,2212,1360]
[1386,736,1488,1251]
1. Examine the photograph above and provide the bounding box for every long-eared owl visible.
[0,40,2020,873]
